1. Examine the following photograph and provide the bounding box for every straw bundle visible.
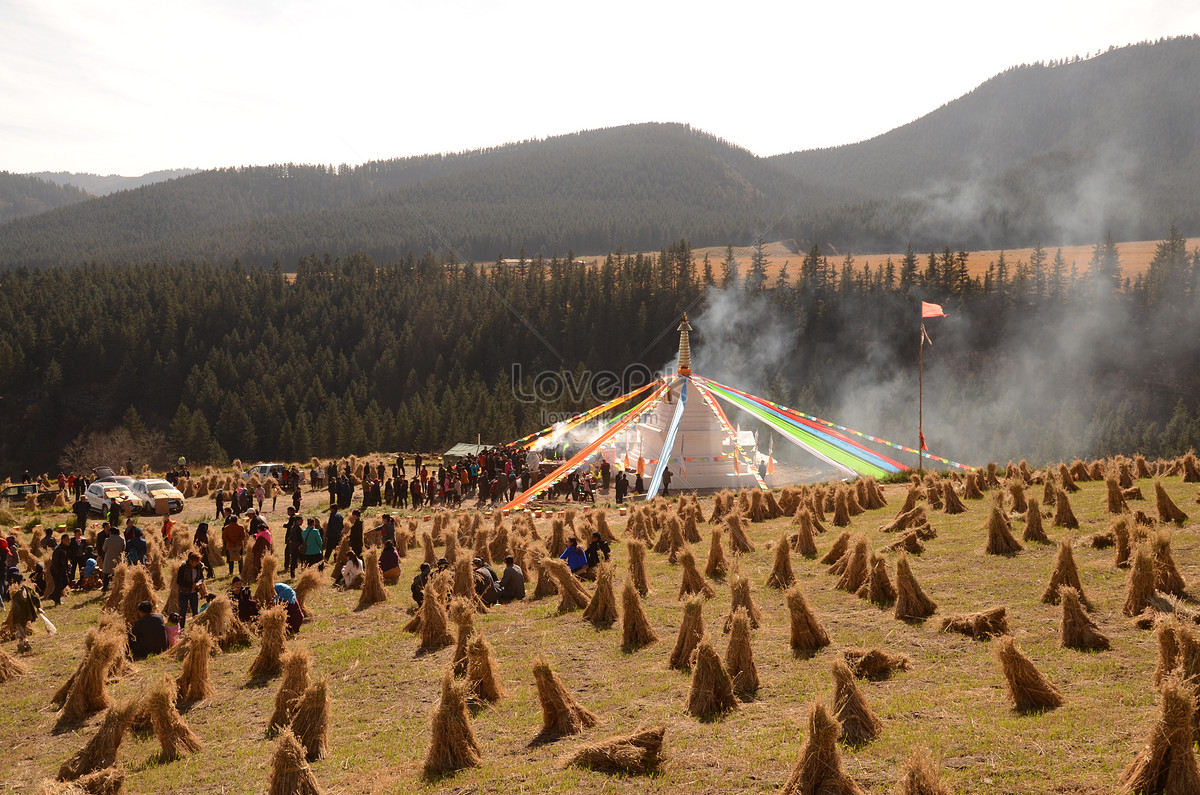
[963,472,985,500]
[1008,481,1028,513]
[0,641,29,683]
[1059,463,1079,492]
[465,633,503,704]
[254,554,279,606]
[419,577,454,652]
[811,486,828,522]
[621,580,658,653]
[858,554,896,607]
[289,680,330,762]
[59,631,121,723]
[843,648,911,681]
[940,606,1008,639]
[176,626,215,704]
[994,635,1062,712]
[787,585,830,657]
[725,607,758,700]
[894,553,937,622]
[533,659,598,741]
[424,670,481,778]
[1156,481,1189,525]
[831,489,851,527]
[685,637,738,719]
[583,563,618,626]
[268,647,312,737]
[895,748,952,795]
[147,674,202,760]
[1041,539,1087,605]
[831,658,881,744]
[549,519,568,558]
[102,563,128,613]
[790,510,819,559]
[1060,586,1110,651]
[703,527,729,579]
[778,700,865,795]
[1053,489,1079,529]
[1117,676,1200,794]
[896,485,921,515]
[1105,475,1129,514]
[666,595,707,671]
[249,605,288,678]
[532,556,560,600]
[1113,516,1132,567]
[545,558,591,613]
[1022,497,1050,543]
[627,538,650,596]
[422,532,438,566]
[294,567,326,617]
[881,506,925,534]
[1124,545,1160,619]
[356,547,388,610]
[725,511,755,553]
[985,502,1023,555]
[1154,531,1188,597]
[819,531,851,566]
[941,482,966,514]
[562,725,664,775]
[766,533,796,589]
[884,532,924,555]
[835,535,871,593]
[450,598,475,677]
[268,730,323,795]
[56,700,136,782]
[40,767,125,795]
[453,557,488,614]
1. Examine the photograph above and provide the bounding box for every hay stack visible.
[894,553,937,621]
[0,643,29,683]
[843,648,910,681]
[1053,488,1079,529]
[268,730,323,795]
[677,547,715,599]
[685,637,738,719]
[832,489,852,527]
[884,532,924,555]
[59,631,121,723]
[1059,463,1079,492]
[56,700,135,781]
[1023,497,1050,543]
[176,625,215,704]
[268,647,312,737]
[723,571,762,633]
[668,596,706,671]
[419,577,454,652]
[39,767,125,795]
[249,605,288,678]
[791,509,819,558]
[993,635,1062,712]
[1060,586,1110,651]
[766,533,796,589]
[452,557,487,613]
[119,566,157,626]
[778,700,865,795]
[450,598,475,677]
[831,658,881,744]
[465,633,503,704]
[1154,531,1188,597]
[819,531,851,565]
[146,674,202,760]
[725,607,758,700]
[724,511,755,553]
[102,563,129,613]
[562,725,665,775]
[835,535,870,593]
[545,558,592,613]
[1116,676,1200,794]
[985,502,1023,555]
[894,748,952,795]
[423,671,481,778]
[1155,481,1188,525]
[1106,476,1129,514]
[627,538,650,596]
[621,580,658,652]
[1113,517,1132,568]
[787,585,831,657]
[532,556,559,601]
[356,547,388,610]
[857,554,896,607]
[1124,545,1159,618]
[940,606,1008,639]
[583,563,618,627]
[704,528,728,579]
[533,659,598,741]
[942,482,966,514]
[1008,481,1028,513]
[1040,539,1087,605]
[1153,617,1185,689]
[289,680,330,762]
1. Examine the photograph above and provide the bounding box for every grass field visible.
[4,469,1198,794]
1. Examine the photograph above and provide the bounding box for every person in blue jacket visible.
[559,536,587,575]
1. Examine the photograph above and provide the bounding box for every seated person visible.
[165,613,182,647]
[273,582,304,634]
[231,576,260,623]
[198,592,217,613]
[473,557,498,606]
[586,531,611,570]
[128,600,169,659]
[559,536,588,576]
[380,541,401,584]
[341,551,363,589]
[30,562,46,595]
[411,562,431,606]
[496,555,525,602]
[78,551,100,590]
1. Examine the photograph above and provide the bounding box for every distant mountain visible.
[29,169,202,195]
[0,172,91,223]
[1,36,1198,268]
[771,35,1200,251]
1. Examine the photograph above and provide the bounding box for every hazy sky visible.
[3,0,1198,176]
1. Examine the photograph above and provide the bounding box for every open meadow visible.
[5,461,1200,794]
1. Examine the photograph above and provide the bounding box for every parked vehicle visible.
[1,482,42,503]
[85,481,140,515]
[241,463,286,483]
[130,479,185,514]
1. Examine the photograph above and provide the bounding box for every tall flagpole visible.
[918,320,924,475]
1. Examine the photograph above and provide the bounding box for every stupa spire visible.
[677,314,693,376]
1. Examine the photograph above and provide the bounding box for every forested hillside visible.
[29,169,202,195]
[0,172,91,223]
[2,229,1199,476]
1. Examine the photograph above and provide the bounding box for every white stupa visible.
[634,315,760,491]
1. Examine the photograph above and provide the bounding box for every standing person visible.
[662,466,673,497]
[176,552,205,629]
[49,532,70,606]
[324,505,344,563]
[292,485,302,512]
[8,572,42,652]
[100,524,125,592]
[301,518,324,570]
[222,514,247,576]
[66,528,86,585]
[215,486,225,517]
[72,493,90,537]
[396,474,408,509]
[125,528,147,565]
[348,509,364,557]
[255,484,266,512]
[283,507,302,577]
[193,522,214,578]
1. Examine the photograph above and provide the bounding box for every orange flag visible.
[921,301,946,318]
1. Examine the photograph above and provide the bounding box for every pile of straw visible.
[583,563,618,627]
[288,680,330,762]
[268,647,312,737]
[146,674,202,760]
[668,596,705,671]
[725,607,758,700]
[787,585,830,657]
[533,659,598,742]
[685,637,737,719]
[356,547,388,609]
[465,633,504,704]
[268,730,323,795]
[843,648,911,681]
[1060,586,1110,651]
[779,700,865,795]
[249,605,288,679]
[1117,676,1200,794]
[831,658,881,744]
[1155,481,1188,525]
[1041,539,1087,605]
[994,635,1062,712]
[627,539,650,596]
[704,528,728,579]
[984,502,1023,555]
[423,670,481,778]
[621,580,658,653]
[677,548,715,599]
[766,533,796,589]
[56,700,135,781]
[562,725,664,775]
[940,606,1008,639]
[176,625,215,704]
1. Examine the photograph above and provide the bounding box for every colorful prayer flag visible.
[921,301,946,318]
